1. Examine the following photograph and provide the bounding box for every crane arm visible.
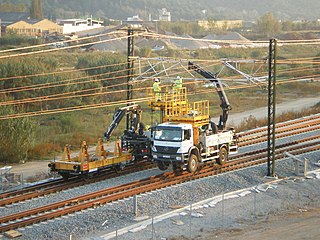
[188,61,231,130]
[104,104,142,140]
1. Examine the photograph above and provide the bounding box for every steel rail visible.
[1,116,318,207]
[0,137,318,233]
[238,114,320,138]
[239,120,320,146]
[0,161,155,206]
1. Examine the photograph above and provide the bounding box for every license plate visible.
[163,155,170,158]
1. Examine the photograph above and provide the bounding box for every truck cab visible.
[152,122,194,171]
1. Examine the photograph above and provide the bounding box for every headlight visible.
[151,146,157,152]
[153,154,158,159]
[176,156,181,160]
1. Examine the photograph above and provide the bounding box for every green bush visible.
[0,105,36,163]
[0,34,42,48]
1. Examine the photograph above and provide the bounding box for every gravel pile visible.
[1,129,319,240]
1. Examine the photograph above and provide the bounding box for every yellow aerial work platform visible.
[148,87,210,127]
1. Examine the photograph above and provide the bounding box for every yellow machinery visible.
[148,87,210,145]
[49,139,132,179]
[49,103,152,179]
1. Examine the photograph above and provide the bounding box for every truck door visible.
[181,129,193,153]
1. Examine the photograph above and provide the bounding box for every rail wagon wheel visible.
[114,164,125,173]
[217,146,228,165]
[173,162,182,171]
[158,161,170,171]
[60,172,70,180]
[187,154,198,173]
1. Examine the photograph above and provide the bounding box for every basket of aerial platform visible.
[148,87,210,127]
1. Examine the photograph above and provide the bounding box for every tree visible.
[0,3,27,12]
[0,105,36,163]
[30,0,43,20]
[282,20,293,32]
[256,12,281,37]
[76,52,127,102]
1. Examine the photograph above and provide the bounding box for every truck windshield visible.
[154,127,182,142]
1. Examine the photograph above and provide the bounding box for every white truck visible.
[151,62,238,173]
[152,121,237,173]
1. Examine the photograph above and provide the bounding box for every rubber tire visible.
[158,161,170,171]
[187,154,198,173]
[217,147,228,165]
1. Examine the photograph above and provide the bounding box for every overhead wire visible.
[0,31,146,59]
[0,28,319,61]
[0,58,199,103]
[0,60,219,106]
[4,58,218,97]
[0,60,129,82]
[0,33,319,120]
[0,66,317,114]
[2,58,318,106]
[0,28,127,54]
[1,56,313,96]
[0,73,317,121]
[0,61,151,95]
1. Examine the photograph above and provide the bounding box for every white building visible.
[57,18,103,34]
[123,15,143,28]
[159,8,171,22]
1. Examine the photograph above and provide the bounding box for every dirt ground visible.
[192,208,320,240]
[9,160,51,180]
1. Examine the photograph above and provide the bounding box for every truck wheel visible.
[158,161,169,171]
[187,154,198,173]
[173,162,182,172]
[218,147,228,165]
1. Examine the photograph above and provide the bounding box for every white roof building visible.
[57,18,103,34]
[159,8,171,22]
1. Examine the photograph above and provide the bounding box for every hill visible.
[1,0,320,21]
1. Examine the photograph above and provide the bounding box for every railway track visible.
[238,113,320,138]
[238,114,320,146]
[0,115,319,207]
[0,133,318,233]
[0,161,155,207]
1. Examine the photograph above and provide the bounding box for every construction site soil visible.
[172,208,320,240]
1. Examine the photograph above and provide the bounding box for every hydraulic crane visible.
[188,61,231,130]
[104,104,151,161]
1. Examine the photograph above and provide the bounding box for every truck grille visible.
[155,146,179,154]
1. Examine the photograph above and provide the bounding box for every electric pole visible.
[267,38,277,177]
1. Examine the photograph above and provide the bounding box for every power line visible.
[0,74,317,120]
[0,29,126,54]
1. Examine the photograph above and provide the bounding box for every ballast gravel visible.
[0,129,319,240]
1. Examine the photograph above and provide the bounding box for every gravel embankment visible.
[1,129,319,240]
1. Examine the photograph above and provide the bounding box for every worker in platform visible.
[173,76,183,90]
[153,78,161,101]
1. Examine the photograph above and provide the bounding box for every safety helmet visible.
[154,78,160,82]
